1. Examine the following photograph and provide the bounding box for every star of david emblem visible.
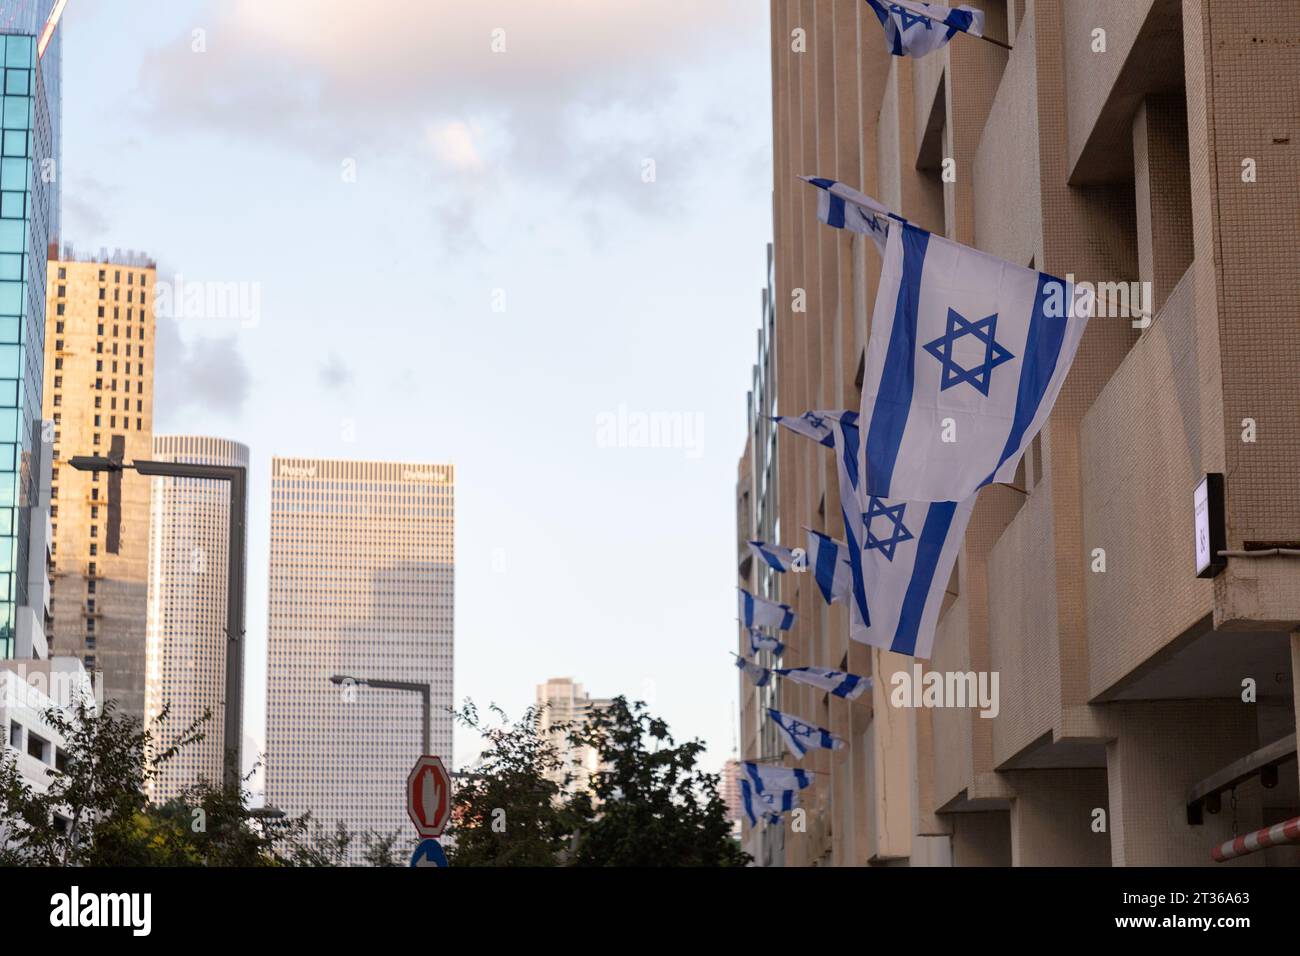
[891,4,933,30]
[803,412,826,430]
[789,721,814,741]
[922,308,1015,397]
[862,496,914,561]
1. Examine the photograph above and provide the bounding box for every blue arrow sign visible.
[410,838,448,868]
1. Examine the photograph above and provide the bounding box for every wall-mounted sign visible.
[1194,473,1226,579]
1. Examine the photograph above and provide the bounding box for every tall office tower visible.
[42,250,156,715]
[0,4,61,661]
[535,677,611,794]
[266,458,454,860]
[144,435,249,803]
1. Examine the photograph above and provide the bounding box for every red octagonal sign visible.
[407,755,451,838]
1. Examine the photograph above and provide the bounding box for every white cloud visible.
[425,120,485,173]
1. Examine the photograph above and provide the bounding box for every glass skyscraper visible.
[0,1,60,659]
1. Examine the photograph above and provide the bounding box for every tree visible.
[566,696,749,867]
[0,698,349,867]
[447,701,592,866]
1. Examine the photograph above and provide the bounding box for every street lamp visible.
[329,674,431,755]
[69,453,247,792]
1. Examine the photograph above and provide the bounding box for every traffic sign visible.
[406,755,451,837]
[410,838,448,868]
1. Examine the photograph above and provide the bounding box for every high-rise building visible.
[535,677,611,794]
[42,250,156,716]
[265,458,454,860]
[720,757,743,835]
[0,4,61,662]
[144,435,249,803]
[739,0,1300,867]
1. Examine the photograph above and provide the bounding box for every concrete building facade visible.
[43,250,156,717]
[737,0,1300,867]
[144,435,249,803]
[265,457,454,860]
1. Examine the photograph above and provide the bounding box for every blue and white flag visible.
[775,666,872,702]
[801,176,897,254]
[828,414,873,641]
[735,656,771,687]
[740,779,800,827]
[742,761,814,794]
[772,410,843,448]
[804,528,853,605]
[768,708,845,757]
[745,626,785,657]
[859,220,1093,502]
[747,540,798,573]
[738,588,796,631]
[851,492,974,658]
[864,0,985,59]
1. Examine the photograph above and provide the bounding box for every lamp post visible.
[329,674,431,755]
[69,453,247,792]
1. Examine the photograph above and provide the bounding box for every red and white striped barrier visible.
[1211,816,1300,862]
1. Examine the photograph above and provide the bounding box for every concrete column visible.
[1006,768,1111,865]
[1107,701,1263,866]
[1132,92,1193,318]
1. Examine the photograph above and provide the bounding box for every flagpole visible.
[974,32,1013,51]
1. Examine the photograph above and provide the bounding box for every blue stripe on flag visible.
[813,533,839,604]
[827,194,846,229]
[891,500,957,656]
[981,271,1070,488]
[866,223,929,497]
[833,673,857,698]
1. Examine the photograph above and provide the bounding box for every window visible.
[7,721,19,749]
[27,732,49,763]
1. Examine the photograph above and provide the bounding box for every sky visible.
[57,1,774,780]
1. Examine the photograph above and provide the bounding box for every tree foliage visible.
[566,696,749,867]
[450,696,749,867]
[447,702,591,866]
[0,698,393,866]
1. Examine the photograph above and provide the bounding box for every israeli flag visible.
[738,588,796,631]
[747,540,797,573]
[851,492,974,658]
[772,410,842,448]
[745,626,785,657]
[829,414,872,639]
[775,666,872,702]
[735,656,771,687]
[864,0,985,59]
[742,761,813,794]
[769,708,845,757]
[860,220,1093,502]
[801,176,897,254]
[804,528,852,605]
[740,779,800,828]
